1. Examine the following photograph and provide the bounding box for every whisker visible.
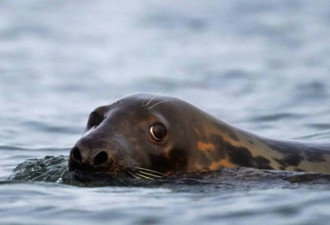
[137,170,163,178]
[126,170,141,179]
[124,167,167,180]
[135,172,154,180]
[142,97,148,107]
[145,95,156,107]
[134,167,167,177]
[125,169,154,180]
[148,100,170,110]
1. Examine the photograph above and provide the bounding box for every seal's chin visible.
[71,170,119,182]
[68,161,121,182]
[69,159,167,181]
[68,158,135,182]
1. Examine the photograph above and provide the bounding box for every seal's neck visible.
[187,110,330,174]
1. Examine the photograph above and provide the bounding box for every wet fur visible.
[69,94,330,176]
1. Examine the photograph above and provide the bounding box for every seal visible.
[68,94,330,178]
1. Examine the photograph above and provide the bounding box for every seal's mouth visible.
[69,155,167,180]
[71,170,110,181]
[68,160,114,180]
[69,159,167,181]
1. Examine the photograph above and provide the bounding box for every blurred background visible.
[0,0,330,147]
[1,1,330,225]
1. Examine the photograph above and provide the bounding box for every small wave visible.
[21,121,80,134]
[293,131,330,141]
[9,155,70,183]
[249,113,304,122]
[7,156,330,190]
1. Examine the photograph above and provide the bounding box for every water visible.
[1,0,330,224]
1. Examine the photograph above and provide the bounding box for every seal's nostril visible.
[94,151,108,166]
[72,147,82,163]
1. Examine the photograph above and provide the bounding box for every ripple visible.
[293,131,330,141]
[249,113,304,122]
[21,121,80,134]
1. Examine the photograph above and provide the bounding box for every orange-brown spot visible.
[163,146,172,159]
[197,141,215,153]
[209,159,236,170]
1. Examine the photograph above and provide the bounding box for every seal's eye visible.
[88,112,103,128]
[150,123,167,141]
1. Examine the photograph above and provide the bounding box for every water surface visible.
[1,0,330,224]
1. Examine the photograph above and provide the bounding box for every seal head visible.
[69,94,192,177]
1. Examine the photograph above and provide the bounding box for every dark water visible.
[1,0,330,224]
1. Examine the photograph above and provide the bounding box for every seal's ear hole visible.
[88,111,103,128]
[150,123,167,142]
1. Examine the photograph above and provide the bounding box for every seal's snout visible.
[93,151,109,166]
[71,147,82,164]
[71,146,109,166]
[69,141,112,172]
